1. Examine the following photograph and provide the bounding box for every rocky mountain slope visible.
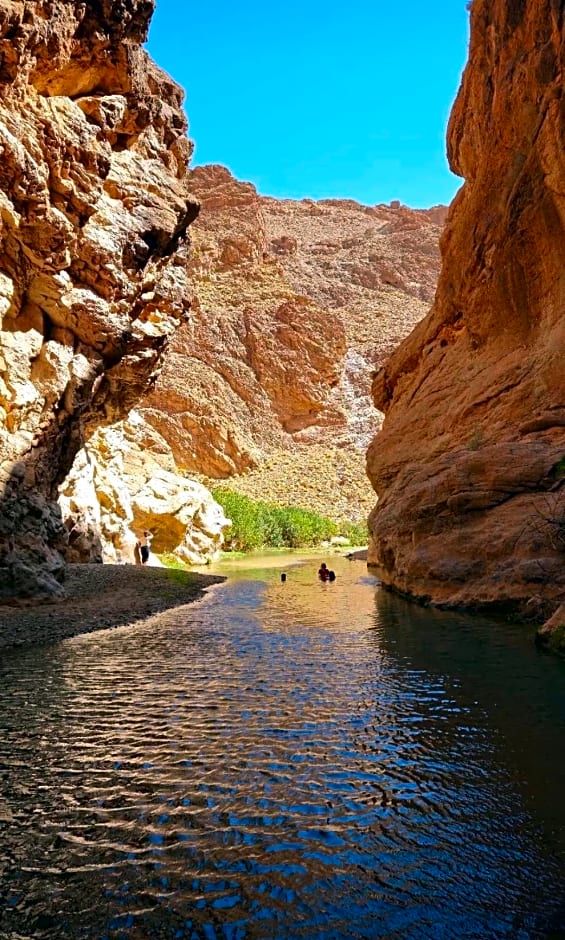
[139,165,445,521]
[0,0,197,599]
[367,0,565,626]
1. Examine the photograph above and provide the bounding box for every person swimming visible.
[328,570,336,582]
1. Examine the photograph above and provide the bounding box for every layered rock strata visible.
[140,165,445,521]
[0,1,197,600]
[367,0,565,622]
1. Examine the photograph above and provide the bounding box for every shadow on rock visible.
[0,409,104,605]
[0,460,68,603]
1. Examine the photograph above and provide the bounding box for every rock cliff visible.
[0,0,197,600]
[140,165,444,521]
[59,413,230,566]
[367,0,565,621]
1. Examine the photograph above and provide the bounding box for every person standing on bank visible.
[140,531,153,566]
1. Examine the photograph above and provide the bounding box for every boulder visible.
[59,414,230,566]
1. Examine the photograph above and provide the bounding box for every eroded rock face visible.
[59,413,230,566]
[0,1,197,599]
[367,0,565,619]
[140,164,444,520]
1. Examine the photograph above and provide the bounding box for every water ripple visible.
[1,558,565,938]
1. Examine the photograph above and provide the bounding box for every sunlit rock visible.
[367,0,565,618]
[59,414,230,566]
[0,0,197,600]
[140,164,445,519]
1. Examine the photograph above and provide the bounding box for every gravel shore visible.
[0,564,225,650]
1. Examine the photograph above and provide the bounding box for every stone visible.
[59,414,230,566]
[0,0,198,600]
[367,0,565,618]
[537,604,565,656]
[139,164,445,521]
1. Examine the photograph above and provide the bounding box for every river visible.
[1,555,565,939]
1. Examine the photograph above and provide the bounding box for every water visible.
[1,556,565,939]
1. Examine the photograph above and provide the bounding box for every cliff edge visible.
[367,0,565,621]
[0,0,197,600]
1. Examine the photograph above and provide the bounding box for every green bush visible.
[213,489,353,552]
[340,520,369,546]
[552,457,565,479]
[278,506,337,547]
[263,506,285,547]
[211,490,266,551]
[547,623,565,657]
[467,426,484,451]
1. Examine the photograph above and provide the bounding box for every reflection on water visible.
[1,557,565,939]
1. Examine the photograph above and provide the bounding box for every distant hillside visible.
[138,165,446,521]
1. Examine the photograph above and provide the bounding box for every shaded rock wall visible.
[0,0,197,600]
[367,0,565,619]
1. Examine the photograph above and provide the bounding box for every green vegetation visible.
[467,426,485,451]
[212,488,368,552]
[547,622,565,656]
[158,554,188,570]
[339,520,370,547]
[153,559,213,590]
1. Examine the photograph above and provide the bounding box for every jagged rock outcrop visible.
[139,165,444,521]
[0,1,197,600]
[59,413,230,566]
[367,0,565,622]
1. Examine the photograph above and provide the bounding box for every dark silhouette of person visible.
[318,563,329,582]
[281,572,287,582]
[328,570,336,582]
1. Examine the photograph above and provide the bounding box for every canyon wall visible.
[367,0,565,622]
[59,413,230,566]
[0,0,197,600]
[139,165,445,522]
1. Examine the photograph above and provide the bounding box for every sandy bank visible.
[0,564,225,650]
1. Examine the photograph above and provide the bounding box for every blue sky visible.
[147,1,470,208]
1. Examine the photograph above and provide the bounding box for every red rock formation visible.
[141,165,444,519]
[0,0,196,600]
[367,0,565,621]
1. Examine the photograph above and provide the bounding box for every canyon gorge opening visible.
[0,0,564,650]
